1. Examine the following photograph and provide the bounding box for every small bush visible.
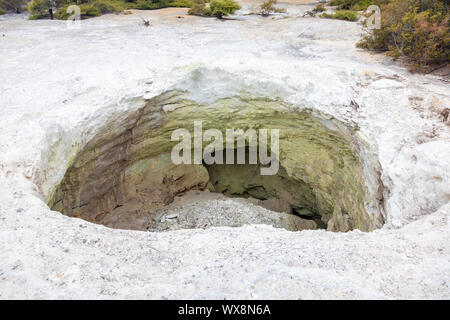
[169,0,192,7]
[188,0,240,18]
[321,10,358,21]
[0,8,5,14]
[133,0,170,10]
[95,0,123,13]
[81,4,101,17]
[30,0,194,19]
[329,0,376,10]
[54,0,126,20]
[56,3,102,19]
[53,7,68,19]
[209,0,240,18]
[132,0,157,10]
[313,3,326,13]
[259,0,286,16]
[28,0,51,18]
[188,0,209,15]
[132,0,191,10]
[357,0,450,71]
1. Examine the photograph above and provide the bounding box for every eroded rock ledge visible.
[48,90,385,232]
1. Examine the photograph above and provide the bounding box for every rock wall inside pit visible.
[47,90,385,232]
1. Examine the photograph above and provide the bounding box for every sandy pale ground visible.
[0,3,449,298]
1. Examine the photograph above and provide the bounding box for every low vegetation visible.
[130,0,192,10]
[28,0,52,18]
[27,0,194,20]
[26,0,239,20]
[209,0,240,18]
[320,10,358,21]
[0,0,27,13]
[321,0,449,71]
[329,0,380,11]
[52,0,124,20]
[188,0,209,16]
[188,0,240,19]
[357,0,449,71]
[302,3,326,17]
[313,3,326,13]
[258,0,285,16]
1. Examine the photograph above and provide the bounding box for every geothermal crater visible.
[48,91,384,232]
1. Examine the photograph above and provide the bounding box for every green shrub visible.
[188,0,239,18]
[209,0,240,18]
[132,0,170,9]
[28,0,52,18]
[259,0,285,16]
[81,4,101,16]
[169,0,192,7]
[95,0,123,13]
[0,8,5,14]
[55,3,102,19]
[329,0,375,10]
[188,0,210,15]
[30,0,194,19]
[132,0,192,10]
[321,10,358,21]
[357,0,450,71]
[54,0,126,19]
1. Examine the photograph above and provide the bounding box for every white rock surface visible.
[0,4,449,298]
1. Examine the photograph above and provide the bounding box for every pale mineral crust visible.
[0,4,449,299]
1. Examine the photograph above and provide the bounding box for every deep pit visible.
[48,91,385,232]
